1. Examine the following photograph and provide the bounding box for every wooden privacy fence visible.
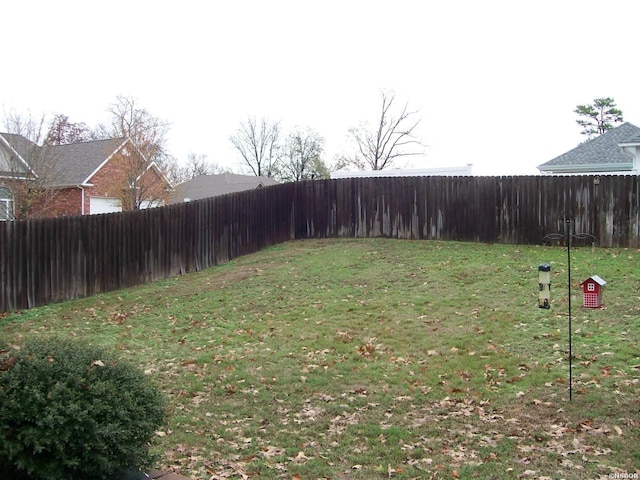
[1,175,639,312]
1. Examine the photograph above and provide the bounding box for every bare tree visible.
[166,153,226,185]
[98,96,171,210]
[278,127,328,182]
[349,91,424,170]
[331,153,366,172]
[44,114,92,146]
[2,108,47,144]
[229,117,280,177]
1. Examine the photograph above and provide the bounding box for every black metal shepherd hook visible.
[542,219,597,402]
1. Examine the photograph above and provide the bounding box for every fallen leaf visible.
[614,425,623,435]
[260,445,285,458]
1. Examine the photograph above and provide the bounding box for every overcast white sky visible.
[3,0,639,175]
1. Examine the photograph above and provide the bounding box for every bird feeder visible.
[580,275,606,308]
[538,263,551,309]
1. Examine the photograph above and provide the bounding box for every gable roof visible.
[580,275,607,287]
[170,173,279,203]
[42,137,128,187]
[0,134,130,187]
[0,133,39,178]
[537,122,640,173]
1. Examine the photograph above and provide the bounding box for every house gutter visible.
[539,163,634,175]
[78,183,93,215]
[56,183,92,215]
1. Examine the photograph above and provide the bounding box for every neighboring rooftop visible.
[43,137,127,186]
[537,122,640,174]
[0,133,127,187]
[169,173,279,204]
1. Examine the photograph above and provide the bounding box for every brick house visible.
[0,133,171,220]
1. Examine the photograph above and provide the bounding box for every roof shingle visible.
[0,133,126,187]
[537,122,640,173]
[43,138,126,186]
[169,173,279,203]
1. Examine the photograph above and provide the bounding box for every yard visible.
[2,239,639,479]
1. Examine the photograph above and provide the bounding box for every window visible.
[0,186,14,221]
[587,283,595,292]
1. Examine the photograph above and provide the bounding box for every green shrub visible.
[0,337,166,480]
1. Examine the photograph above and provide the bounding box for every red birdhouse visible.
[580,275,606,308]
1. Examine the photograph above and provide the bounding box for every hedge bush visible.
[0,337,166,480]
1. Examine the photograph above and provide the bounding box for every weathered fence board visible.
[1,175,639,312]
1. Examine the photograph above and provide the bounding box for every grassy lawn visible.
[2,238,639,479]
